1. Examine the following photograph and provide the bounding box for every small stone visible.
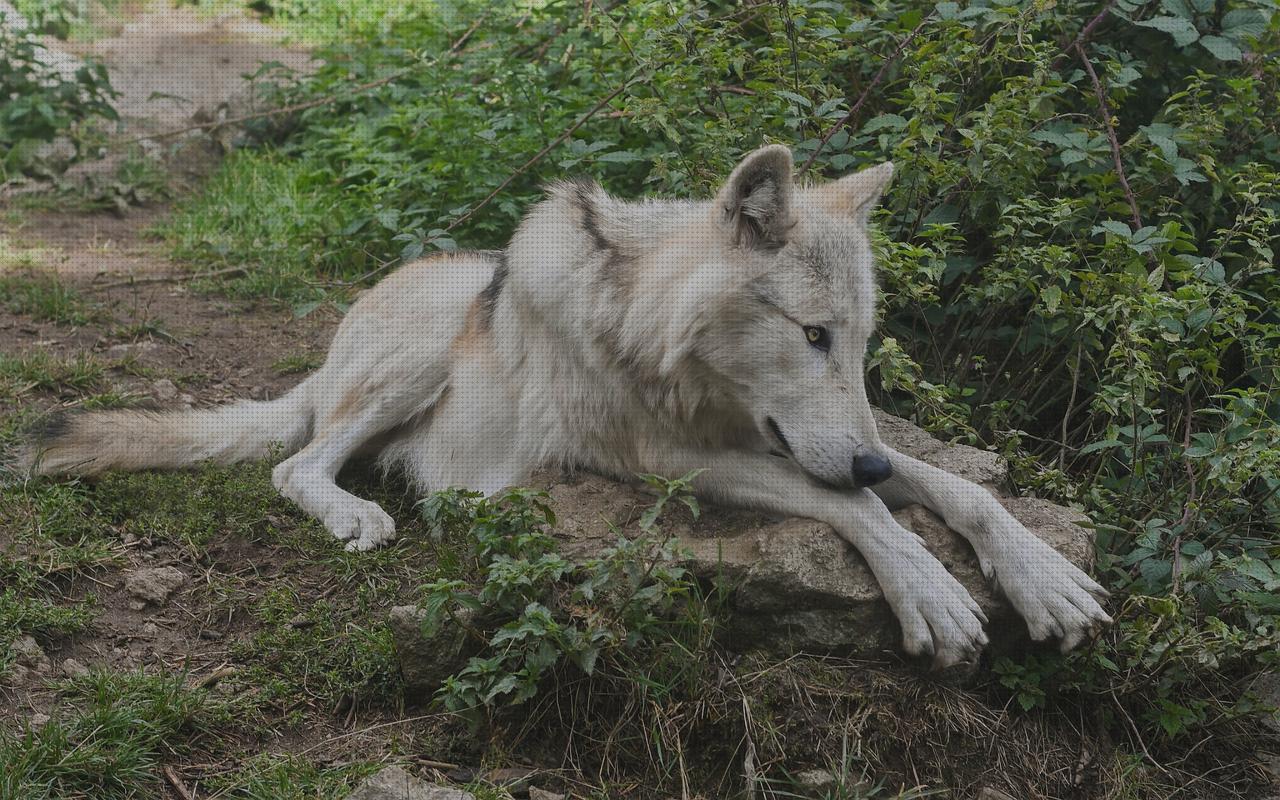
[794,768,837,794]
[128,600,147,611]
[3,663,34,687]
[141,622,160,638]
[106,341,160,360]
[345,765,474,800]
[977,789,1017,800]
[28,712,50,729]
[1251,673,1280,733]
[178,393,196,406]
[12,636,50,671]
[151,378,178,401]
[123,566,187,606]
[484,767,534,793]
[249,385,268,400]
[61,658,89,679]
[528,788,565,800]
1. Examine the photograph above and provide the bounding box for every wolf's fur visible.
[18,146,1110,667]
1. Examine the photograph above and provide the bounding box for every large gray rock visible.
[539,409,1095,656]
[389,410,1098,684]
[346,766,473,800]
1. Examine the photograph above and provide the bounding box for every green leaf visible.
[1135,15,1201,47]
[1198,35,1243,61]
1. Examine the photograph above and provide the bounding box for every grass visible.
[0,351,106,401]
[0,670,241,800]
[272,351,322,374]
[162,151,351,302]
[0,271,100,326]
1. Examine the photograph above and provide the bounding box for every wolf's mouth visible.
[765,416,794,458]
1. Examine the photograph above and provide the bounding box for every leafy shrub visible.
[169,0,1280,756]
[416,473,715,723]
[0,13,117,179]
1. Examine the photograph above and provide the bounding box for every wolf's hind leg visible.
[273,380,447,551]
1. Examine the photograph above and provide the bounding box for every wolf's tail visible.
[15,377,316,477]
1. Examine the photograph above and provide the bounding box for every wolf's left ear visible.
[717,144,795,250]
[821,162,895,223]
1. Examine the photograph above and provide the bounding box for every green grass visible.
[0,271,99,326]
[0,670,241,800]
[205,754,381,800]
[272,351,322,375]
[0,351,106,400]
[162,152,351,302]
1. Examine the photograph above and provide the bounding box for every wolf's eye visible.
[803,325,830,351]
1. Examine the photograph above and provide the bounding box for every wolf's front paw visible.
[881,545,990,670]
[326,499,398,552]
[986,531,1111,652]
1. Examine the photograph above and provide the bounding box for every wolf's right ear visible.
[716,145,795,250]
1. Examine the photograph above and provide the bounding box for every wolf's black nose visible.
[851,453,893,487]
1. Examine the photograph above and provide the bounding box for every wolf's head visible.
[702,145,895,489]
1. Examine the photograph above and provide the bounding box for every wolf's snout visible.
[851,453,893,487]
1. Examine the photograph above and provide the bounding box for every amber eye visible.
[803,325,830,351]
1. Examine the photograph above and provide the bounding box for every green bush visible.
[416,473,716,724]
[168,0,1280,750]
[0,13,117,179]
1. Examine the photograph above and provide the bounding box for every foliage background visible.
[166,0,1280,752]
[2,0,1279,794]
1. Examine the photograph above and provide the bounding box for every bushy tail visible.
[16,378,315,477]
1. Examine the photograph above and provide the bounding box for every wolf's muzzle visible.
[851,453,893,487]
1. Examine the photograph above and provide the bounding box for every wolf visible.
[18,145,1111,668]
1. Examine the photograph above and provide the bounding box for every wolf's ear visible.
[821,162,895,223]
[717,145,795,250]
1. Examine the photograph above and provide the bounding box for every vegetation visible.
[0,0,1277,796]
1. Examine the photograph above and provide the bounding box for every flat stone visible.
[123,566,187,605]
[345,766,474,800]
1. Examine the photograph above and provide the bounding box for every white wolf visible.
[20,145,1110,668]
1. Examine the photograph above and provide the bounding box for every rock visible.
[28,712,50,729]
[345,765,474,800]
[483,766,534,793]
[105,341,161,361]
[124,566,187,606]
[61,658,89,679]
[794,768,838,794]
[1250,672,1280,733]
[528,788,565,800]
[534,408,1095,657]
[249,385,269,400]
[151,378,178,401]
[11,635,51,673]
[387,605,479,696]
[977,788,1018,800]
[141,622,160,638]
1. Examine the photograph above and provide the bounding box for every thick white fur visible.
[21,147,1110,667]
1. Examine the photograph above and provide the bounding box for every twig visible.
[1052,0,1120,69]
[163,765,196,800]
[195,665,238,689]
[799,17,931,173]
[1172,393,1197,593]
[94,266,247,290]
[1059,340,1084,472]
[1076,41,1143,231]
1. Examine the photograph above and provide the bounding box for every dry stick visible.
[799,17,931,174]
[1076,41,1143,231]
[1053,0,1120,68]
[1171,392,1197,594]
[162,766,197,800]
[94,266,247,290]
